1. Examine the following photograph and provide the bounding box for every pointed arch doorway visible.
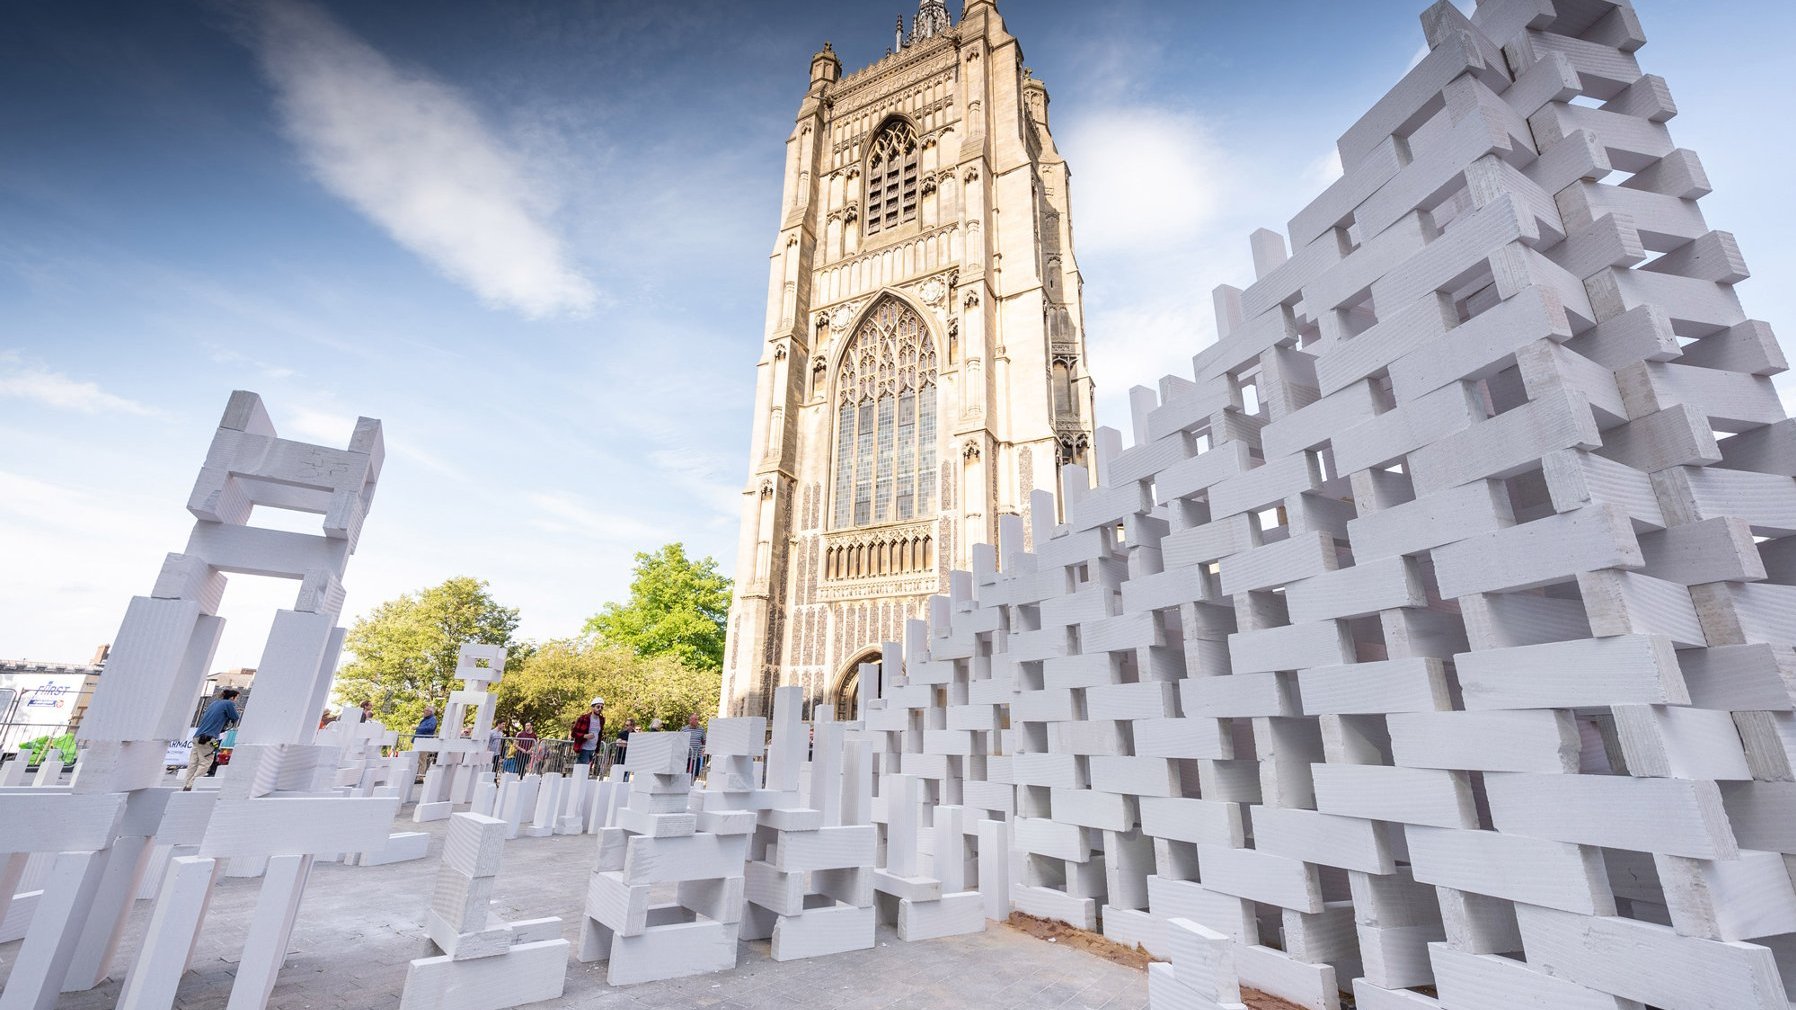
[830,649,880,721]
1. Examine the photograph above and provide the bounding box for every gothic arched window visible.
[832,299,938,529]
[865,119,920,238]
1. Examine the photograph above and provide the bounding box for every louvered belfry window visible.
[865,119,920,237]
[832,298,938,529]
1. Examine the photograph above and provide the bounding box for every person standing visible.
[487,722,504,777]
[685,713,706,778]
[360,699,374,722]
[571,698,605,766]
[614,719,637,772]
[184,689,240,790]
[513,721,538,774]
[414,705,439,776]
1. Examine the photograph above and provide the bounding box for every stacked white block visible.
[495,772,539,840]
[400,813,567,1010]
[315,708,427,867]
[841,2,1796,1009]
[1148,918,1248,1010]
[733,687,878,960]
[576,730,748,985]
[318,707,398,798]
[0,390,391,1010]
[992,505,1146,935]
[415,644,507,823]
[906,598,1019,930]
[859,631,991,941]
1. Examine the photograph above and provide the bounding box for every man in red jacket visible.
[571,697,605,766]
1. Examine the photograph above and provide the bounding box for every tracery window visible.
[865,119,920,237]
[832,299,938,529]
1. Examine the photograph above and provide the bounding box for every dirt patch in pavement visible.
[1240,989,1310,1010]
[1006,911,1156,969]
[1003,912,1309,1010]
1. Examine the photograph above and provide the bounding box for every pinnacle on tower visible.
[913,0,951,41]
[810,40,840,86]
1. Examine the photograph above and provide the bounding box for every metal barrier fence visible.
[0,719,655,779]
[398,735,619,779]
[0,720,82,767]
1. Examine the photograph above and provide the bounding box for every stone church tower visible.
[721,0,1094,718]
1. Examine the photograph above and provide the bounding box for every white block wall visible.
[877,2,1796,1008]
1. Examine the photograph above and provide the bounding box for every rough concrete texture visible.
[0,812,1148,1009]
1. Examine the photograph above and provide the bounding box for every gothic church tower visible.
[722,0,1094,718]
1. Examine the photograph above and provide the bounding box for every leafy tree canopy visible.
[583,543,731,672]
[332,576,523,742]
[494,639,720,740]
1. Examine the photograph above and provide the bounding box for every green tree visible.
[584,543,731,672]
[494,638,720,740]
[332,577,523,743]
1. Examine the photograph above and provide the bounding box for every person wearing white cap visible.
[572,697,605,766]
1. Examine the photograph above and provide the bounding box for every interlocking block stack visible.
[315,709,427,867]
[401,813,567,1010]
[0,390,393,1010]
[319,707,398,797]
[859,631,989,941]
[981,512,1126,934]
[415,644,507,822]
[495,772,540,840]
[577,730,748,985]
[880,776,986,940]
[844,2,1796,1009]
[1149,918,1247,1010]
[735,687,878,960]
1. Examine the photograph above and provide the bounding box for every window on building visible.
[865,119,920,238]
[832,298,938,529]
[1052,361,1074,417]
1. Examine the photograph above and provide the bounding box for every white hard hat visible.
[591,697,605,706]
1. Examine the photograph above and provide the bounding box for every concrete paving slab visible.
[0,811,1148,1009]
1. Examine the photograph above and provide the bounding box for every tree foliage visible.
[332,577,522,741]
[493,639,720,740]
[583,543,731,672]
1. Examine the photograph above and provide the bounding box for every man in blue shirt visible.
[184,689,240,790]
[414,705,440,776]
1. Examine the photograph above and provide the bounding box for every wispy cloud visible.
[0,351,162,416]
[246,0,597,319]
[1059,106,1226,255]
[208,345,296,381]
[646,446,741,521]
[281,403,469,482]
[1306,148,1345,189]
[283,404,355,445]
[1056,101,1254,440]
[527,492,670,543]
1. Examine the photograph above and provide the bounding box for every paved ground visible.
[1,811,1149,1009]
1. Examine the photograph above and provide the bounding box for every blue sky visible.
[5,1,1793,670]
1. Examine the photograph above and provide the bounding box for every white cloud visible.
[1059,106,1226,255]
[391,439,468,482]
[276,403,470,482]
[0,351,162,417]
[0,470,191,662]
[645,446,741,520]
[1083,296,1220,443]
[527,492,670,544]
[208,346,297,381]
[1306,148,1344,189]
[248,0,597,319]
[282,404,356,444]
